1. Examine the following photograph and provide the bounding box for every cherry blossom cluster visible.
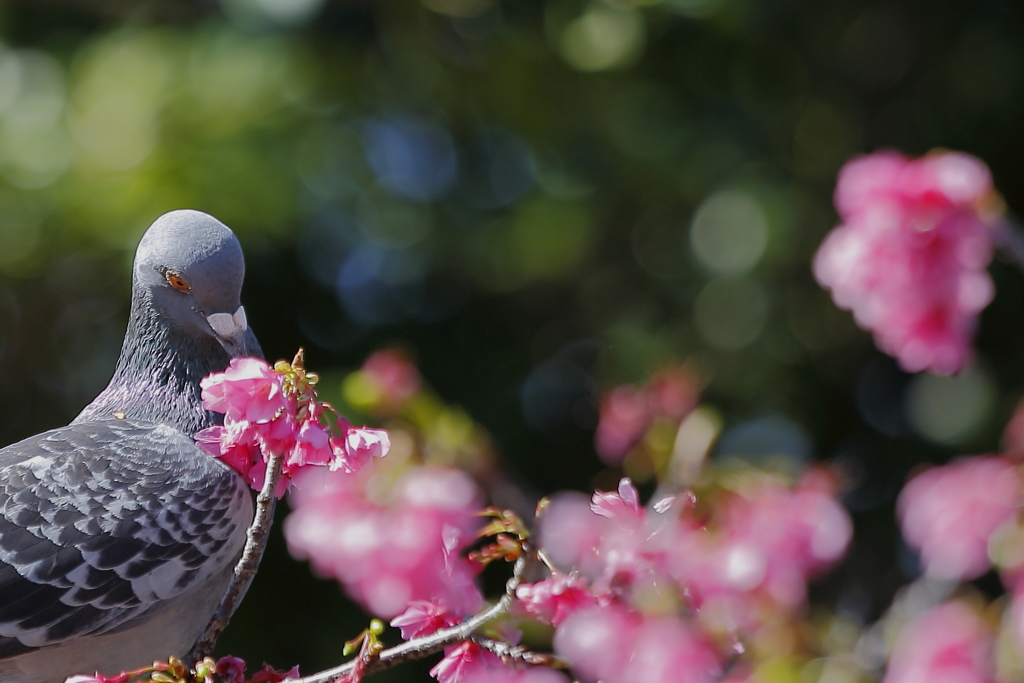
[889,452,1024,680]
[814,150,1001,375]
[195,353,390,496]
[287,353,556,683]
[277,349,863,683]
[522,474,851,682]
[594,365,698,464]
[305,467,852,683]
[388,508,568,683]
[285,464,487,620]
[884,601,995,683]
[898,455,1022,582]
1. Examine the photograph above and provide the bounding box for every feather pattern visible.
[0,419,252,651]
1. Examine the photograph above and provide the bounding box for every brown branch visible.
[187,453,284,664]
[287,553,530,683]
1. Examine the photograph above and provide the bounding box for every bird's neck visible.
[73,300,231,437]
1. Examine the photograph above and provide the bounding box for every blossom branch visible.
[287,551,531,683]
[188,453,284,664]
[470,636,563,668]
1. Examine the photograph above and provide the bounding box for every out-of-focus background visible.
[1,0,1023,678]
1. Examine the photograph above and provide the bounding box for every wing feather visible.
[0,419,252,655]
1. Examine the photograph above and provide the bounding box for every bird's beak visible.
[207,306,249,357]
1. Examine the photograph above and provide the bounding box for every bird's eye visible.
[165,271,191,293]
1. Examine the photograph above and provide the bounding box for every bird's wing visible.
[0,419,253,656]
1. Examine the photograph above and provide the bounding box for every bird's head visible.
[134,209,252,357]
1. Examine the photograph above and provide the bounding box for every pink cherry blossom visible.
[515,573,597,627]
[391,600,460,639]
[536,493,608,579]
[197,356,391,496]
[430,642,502,683]
[590,478,643,520]
[285,418,332,471]
[594,367,699,464]
[252,409,300,460]
[615,616,723,683]
[195,421,260,480]
[462,667,570,683]
[898,456,1021,581]
[330,428,391,473]
[710,475,854,608]
[647,366,699,420]
[362,349,422,410]
[814,150,998,375]
[594,386,652,464]
[552,604,636,683]
[246,455,291,498]
[884,601,994,683]
[554,606,721,683]
[539,470,852,642]
[200,357,288,423]
[285,465,484,619]
[64,675,127,683]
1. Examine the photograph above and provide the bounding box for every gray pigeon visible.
[0,210,259,683]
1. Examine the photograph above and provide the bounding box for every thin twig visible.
[470,636,563,668]
[287,553,530,683]
[536,548,559,574]
[187,453,284,664]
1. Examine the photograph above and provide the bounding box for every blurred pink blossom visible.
[814,150,998,375]
[616,616,723,683]
[462,667,570,683]
[535,493,607,579]
[552,604,635,683]
[538,473,851,638]
[594,367,698,464]
[554,606,721,683]
[647,367,699,421]
[515,573,596,627]
[898,456,1021,581]
[708,475,854,608]
[285,465,485,619]
[594,386,652,464]
[363,349,422,410]
[884,601,994,683]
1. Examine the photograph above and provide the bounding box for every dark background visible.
[0,0,1022,678]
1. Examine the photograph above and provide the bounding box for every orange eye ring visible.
[165,270,191,293]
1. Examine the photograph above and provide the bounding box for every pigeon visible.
[0,210,259,683]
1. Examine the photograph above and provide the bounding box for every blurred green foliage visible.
[2,0,1024,677]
